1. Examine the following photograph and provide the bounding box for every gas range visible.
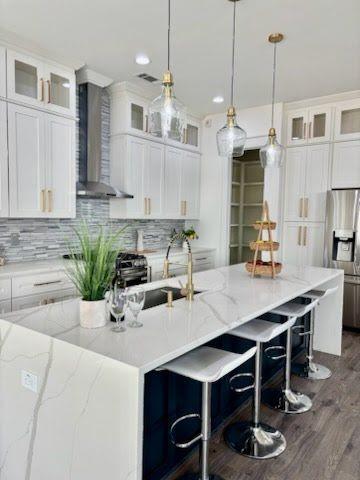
[63,251,150,287]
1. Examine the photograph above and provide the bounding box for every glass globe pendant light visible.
[260,33,285,168]
[148,0,186,141]
[217,0,246,158]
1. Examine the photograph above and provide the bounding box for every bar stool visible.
[224,318,294,459]
[159,345,257,480]
[262,299,319,414]
[292,286,338,380]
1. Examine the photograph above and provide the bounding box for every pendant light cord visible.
[230,0,237,107]
[271,42,277,128]
[167,0,171,71]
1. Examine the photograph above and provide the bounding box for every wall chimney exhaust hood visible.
[77,82,133,199]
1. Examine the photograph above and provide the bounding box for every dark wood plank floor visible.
[167,331,360,480]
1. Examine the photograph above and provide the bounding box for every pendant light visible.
[149,0,186,141]
[217,0,246,158]
[259,33,285,168]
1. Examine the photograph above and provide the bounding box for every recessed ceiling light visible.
[213,95,224,104]
[135,54,151,65]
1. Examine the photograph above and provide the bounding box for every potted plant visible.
[66,222,125,329]
[182,226,199,250]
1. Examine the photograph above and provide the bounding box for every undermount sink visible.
[143,287,202,310]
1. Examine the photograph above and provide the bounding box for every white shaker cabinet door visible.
[303,223,325,267]
[0,101,9,217]
[0,46,6,97]
[125,136,147,218]
[8,103,46,217]
[180,151,200,219]
[45,114,76,218]
[282,223,304,267]
[283,147,306,221]
[332,140,360,189]
[164,146,182,218]
[304,144,330,222]
[144,141,164,218]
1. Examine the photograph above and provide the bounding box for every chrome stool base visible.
[262,387,312,414]
[292,361,332,380]
[177,474,225,480]
[224,421,286,459]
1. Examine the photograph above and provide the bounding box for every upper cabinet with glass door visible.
[6,49,75,117]
[334,99,360,141]
[286,106,332,146]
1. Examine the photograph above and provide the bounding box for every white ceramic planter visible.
[79,299,107,329]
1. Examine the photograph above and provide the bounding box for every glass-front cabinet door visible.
[7,50,44,107]
[334,100,360,141]
[286,109,307,146]
[185,123,199,147]
[308,106,332,144]
[45,66,76,116]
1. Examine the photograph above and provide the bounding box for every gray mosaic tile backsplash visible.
[0,89,184,263]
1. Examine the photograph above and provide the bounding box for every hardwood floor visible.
[167,331,360,480]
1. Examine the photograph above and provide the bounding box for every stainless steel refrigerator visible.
[325,189,360,329]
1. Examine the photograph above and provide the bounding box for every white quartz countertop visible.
[1,264,342,373]
[0,247,215,278]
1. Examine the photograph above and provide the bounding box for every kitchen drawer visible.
[193,252,215,266]
[12,288,77,312]
[193,262,213,273]
[12,270,74,298]
[0,278,12,301]
[0,299,12,315]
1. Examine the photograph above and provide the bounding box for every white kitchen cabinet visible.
[286,106,332,146]
[282,222,325,267]
[7,49,75,116]
[8,103,75,218]
[45,114,76,217]
[180,151,201,219]
[0,101,9,216]
[0,46,6,97]
[334,99,360,141]
[12,288,76,312]
[284,144,330,223]
[12,270,75,298]
[163,146,182,218]
[8,103,46,217]
[110,135,165,219]
[332,140,360,189]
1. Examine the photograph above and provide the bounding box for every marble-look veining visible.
[2,263,344,373]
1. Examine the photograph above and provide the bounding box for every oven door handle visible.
[147,266,152,283]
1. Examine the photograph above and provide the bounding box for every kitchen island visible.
[0,264,343,480]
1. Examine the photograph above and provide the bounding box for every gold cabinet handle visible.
[308,121,312,139]
[47,80,51,103]
[40,78,45,102]
[299,198,304,218]
[46,189,53,212]
[298,226,302,246]
[304,197,309,218]
[184,200,187,216]
[303,122,307,140]
[180,200,185,216]
[144,198,147,215]
[148,197,151,215]
[303,226,307,246]
[40,189,46,212]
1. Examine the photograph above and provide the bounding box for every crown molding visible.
[76,67,113,88]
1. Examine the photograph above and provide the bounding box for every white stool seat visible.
[301,286,338,301]
[161,346,257,383]
[270,298,319,318]
[230,318,296,343]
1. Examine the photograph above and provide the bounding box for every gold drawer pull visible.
[297,226,302,246]
[34,280,62,287]
[303,226,307,246]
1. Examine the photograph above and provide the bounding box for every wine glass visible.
[127,286,146,328]
[109,285,127,332]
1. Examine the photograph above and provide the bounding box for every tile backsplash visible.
[0,88,184,263]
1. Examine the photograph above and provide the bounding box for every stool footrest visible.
[229,372,255,393]
[264,345,286,360]
[292,325,312,337]
[170,413,202,449]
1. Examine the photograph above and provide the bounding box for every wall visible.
[0,89,184,263]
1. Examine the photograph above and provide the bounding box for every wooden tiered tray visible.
[246,201,282,278]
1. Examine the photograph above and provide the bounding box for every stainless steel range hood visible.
[77,82,133,199]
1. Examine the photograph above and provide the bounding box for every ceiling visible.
[1,0,359,116]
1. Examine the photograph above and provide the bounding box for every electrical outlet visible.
[21,370,38,393]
